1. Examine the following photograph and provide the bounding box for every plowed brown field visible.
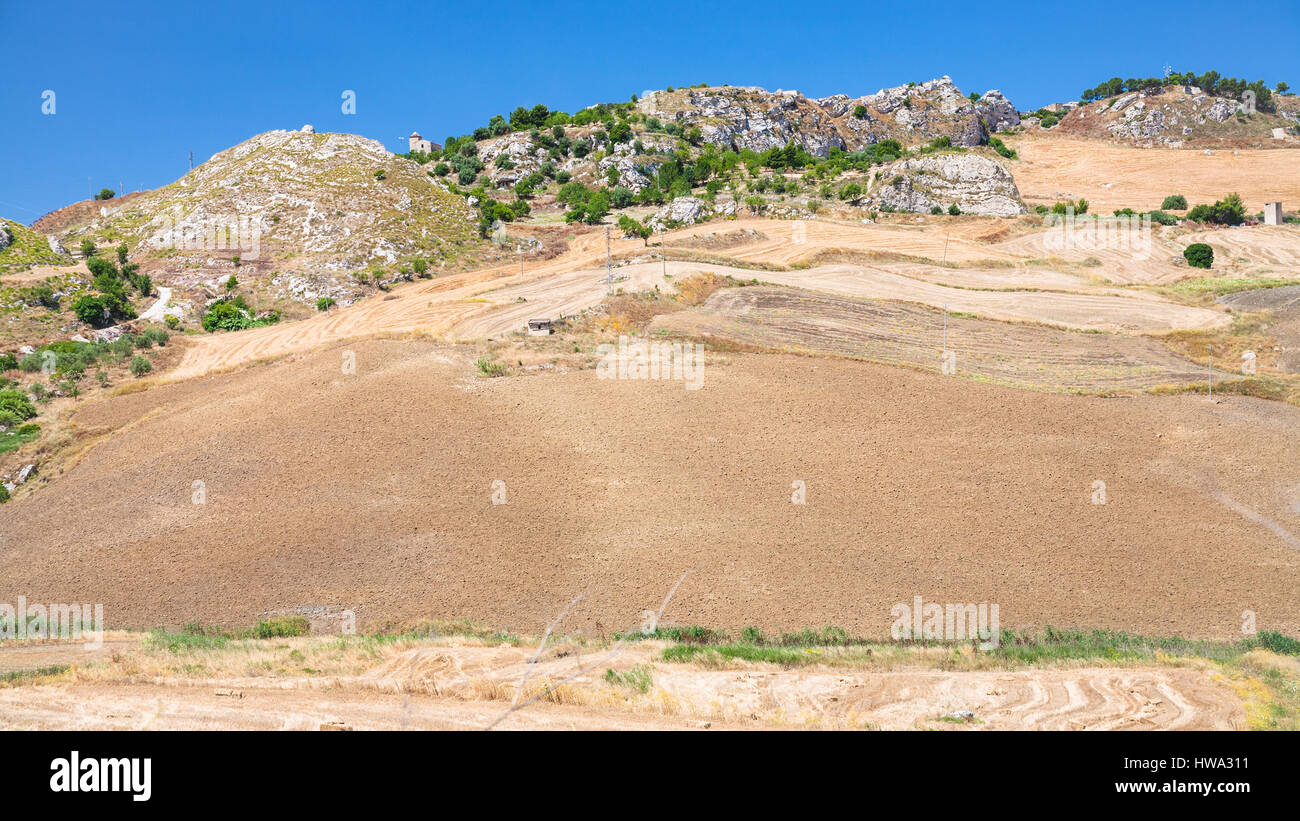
[4,338,1298,639]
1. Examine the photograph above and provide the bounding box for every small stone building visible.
[408,132,440,154]
[1264,202,1283,226]
[527,319,553,336]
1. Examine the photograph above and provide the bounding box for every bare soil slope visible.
[1006,132,1300,215]
[4,338,1298,639]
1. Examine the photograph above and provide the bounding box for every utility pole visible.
[189,151,194,171]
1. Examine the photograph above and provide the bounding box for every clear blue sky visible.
[2,0,1297,223]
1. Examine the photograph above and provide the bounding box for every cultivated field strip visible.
[654,287,1227,392]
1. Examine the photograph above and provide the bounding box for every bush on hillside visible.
[1184,243,1214,268]
[0,389,38,423]
[1186,193,1245,226]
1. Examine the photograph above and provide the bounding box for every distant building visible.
[408,132,440,154]
[1264,202,1283,226]
[527,319,553,336]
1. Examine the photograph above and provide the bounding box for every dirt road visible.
[0,639,1246,730]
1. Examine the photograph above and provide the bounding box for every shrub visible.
[316,296,336,311]
[0,389,38,422]
[987,136,1016,159]
[0,485,8,504]
[609,186,634,208]
[948,203,962,216]
[253,616,310,638]
[165,315,180,330]
[201,302,252,332]
[110,335,135,358]
[0,353,17,372]
[617,215,651,242]
[1187,193,1246,226]
[79,238,96,256]
[475,356,507,377]
[1148,210,1178,226]
[18,284,59,310]
[1184,243,1214,269]
[1161,194,1188,210]
[930,206,943,215]
[129,356,152,377]
[72,294,110,326]
[853,104,868,119]
[141,327,169,346]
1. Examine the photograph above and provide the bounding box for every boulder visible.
[874,154,1026,217]
[648,197,712,231]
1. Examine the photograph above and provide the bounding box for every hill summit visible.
[58,129,480,278]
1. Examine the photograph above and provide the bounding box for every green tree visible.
[1160,194,1188,210]
[583,190,611,224]
[1184,243,1213,269]
[617,215,651,243]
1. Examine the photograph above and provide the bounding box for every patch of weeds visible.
[253,616,310,639]
[475,356,507,377]
[0,664,70,685]
[603,665,653,693]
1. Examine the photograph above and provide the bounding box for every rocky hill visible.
[0,218,71,273]
[1056,85,1299,146]
[637,77,1019,155]
[55,129,482,304]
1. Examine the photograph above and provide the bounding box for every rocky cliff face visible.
[637,77,1019,156]
[871,154,1026,217]
[820,77,1019,148]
